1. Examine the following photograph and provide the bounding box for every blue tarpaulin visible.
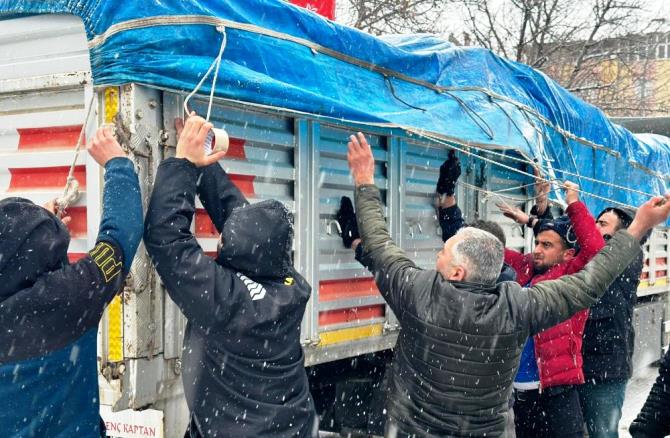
[1,0,668,215]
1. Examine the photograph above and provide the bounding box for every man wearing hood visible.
[0,127,143,436]
[144,115,317,438]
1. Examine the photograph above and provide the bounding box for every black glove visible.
[436,150,461,196]
[336,196,360,249]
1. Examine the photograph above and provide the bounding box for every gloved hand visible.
[336,196,360,248]
[436,150,461,196]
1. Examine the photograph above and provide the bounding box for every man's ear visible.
[564,248,576,260]
[448,265,467,282]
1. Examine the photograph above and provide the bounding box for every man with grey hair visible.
[346,131,670,437]
[446,227,504,284]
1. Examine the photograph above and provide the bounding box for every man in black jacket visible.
[630,347,670,438]
[0,127,143,436]
[144,115,317,438]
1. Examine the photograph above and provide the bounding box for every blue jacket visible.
[0,157,142,436]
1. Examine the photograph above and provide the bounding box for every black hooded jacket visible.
[0,157,142,363]
[144,158,316,437]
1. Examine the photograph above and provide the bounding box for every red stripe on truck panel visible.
[8,166,86,190]
[319,305,385,326]
[226,138,247,159]
[195,209,218,237]
[17,126,82,150]
[68,253,86,263]
[64,207,87,238]
[319,278,380,302]
[228,174,255,197]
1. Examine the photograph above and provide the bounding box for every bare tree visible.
[446,0,670,116]
[336,0,447,35]
[336,0,670,116]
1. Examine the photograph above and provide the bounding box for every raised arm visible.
[436,150,465,242]
[520,194,670,335]
[172,118,249,233]
[197,163,249,233]
[144,115,242,330]
[562,182,605,268]
[349,133,419,315]
[0,129,143,363]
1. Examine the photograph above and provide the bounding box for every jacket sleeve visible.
[354,184,420,317]
[144,158,244,330]
[196,162,249,233]
[519,230,641,336]
[438,204,465,242]
[630,348,670,438]
[565,201,605,272]
[95,157,144,274]
[0,158,142,363]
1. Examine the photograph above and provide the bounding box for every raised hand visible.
[562,181,580,205]
[436,150,461,196]
[496,202,529,225]
[88,127,126,167]
[347,132,375,186]
[628,195,670,240]
[176,113,226,167]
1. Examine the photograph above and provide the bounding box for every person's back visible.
[144,115,316,437]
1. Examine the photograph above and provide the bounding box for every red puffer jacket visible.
[505,201,604,389]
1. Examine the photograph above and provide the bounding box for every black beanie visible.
[0,197,70,301]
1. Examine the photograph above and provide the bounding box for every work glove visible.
[336,196,360,248]
[436,150,461,196]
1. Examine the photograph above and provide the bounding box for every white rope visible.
[183,26,227,122]
[410,128,642,210]
[56,94,96,215]
[411,128,662,202]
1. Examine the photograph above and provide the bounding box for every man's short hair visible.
[469,219,507,247]
[452,227,504,285]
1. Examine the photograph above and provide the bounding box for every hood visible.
[216,200,294,279]
[0,197,70,301]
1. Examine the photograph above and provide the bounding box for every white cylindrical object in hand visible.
[204,127,230,155]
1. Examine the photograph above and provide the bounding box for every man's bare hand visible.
[628,194,670,241]
[88,127,126,167]
[176,113,226,167]
[533,166,550,215]
[496,202,529,225]
[43,199,71,226]
[563,181,579,205]
[347,132,375,186]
